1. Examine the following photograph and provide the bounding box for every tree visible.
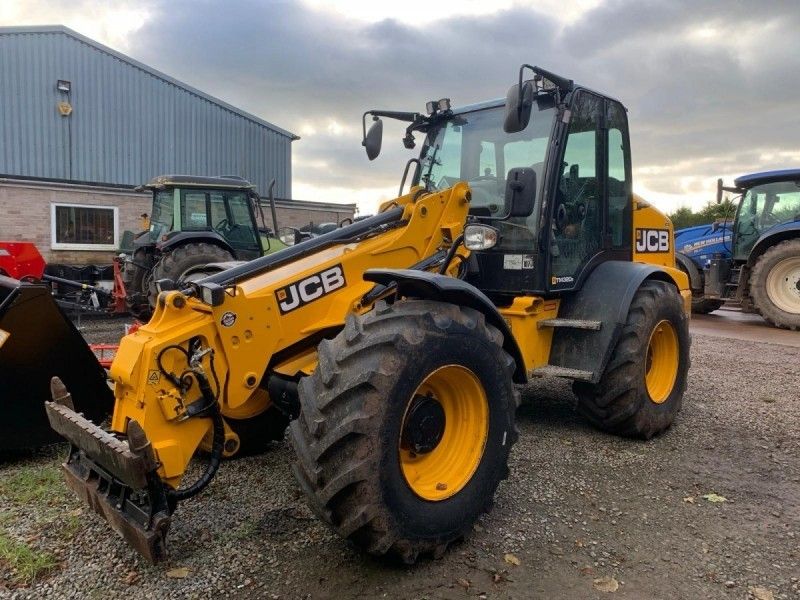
[668,198,738,230]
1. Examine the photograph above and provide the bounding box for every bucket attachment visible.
[45,379,173,563]
[0,276,113,452]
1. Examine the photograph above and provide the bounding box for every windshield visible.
[417,102,556,251]
[150,190,175,239]
[736,180,800,257]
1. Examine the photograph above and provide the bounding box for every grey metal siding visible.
[0,28,294,197]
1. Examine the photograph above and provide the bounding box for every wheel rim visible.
[645,320,679,404]
[399,365,489,501]
[765,256,800,314]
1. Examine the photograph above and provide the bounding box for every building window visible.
[51,203,119,251]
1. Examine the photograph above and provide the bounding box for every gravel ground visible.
[1,320,798,599]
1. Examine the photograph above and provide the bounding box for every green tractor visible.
[123,175,287,318]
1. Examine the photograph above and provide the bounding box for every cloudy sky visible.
[3,0,799,215]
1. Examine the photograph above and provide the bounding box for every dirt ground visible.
[1,316,798,599]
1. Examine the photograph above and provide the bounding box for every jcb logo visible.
[635,229,670,253]
[275,264,346,314]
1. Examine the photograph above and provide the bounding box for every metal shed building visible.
[0,25,296,197]
[0,26,354,266]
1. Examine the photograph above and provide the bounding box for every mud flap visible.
[45,380,172,563]
[0,276,113,451]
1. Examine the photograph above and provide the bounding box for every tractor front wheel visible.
[149,243,234,308]
[574,280,690,439]
[290,299,519,563]
[749,239,800,330]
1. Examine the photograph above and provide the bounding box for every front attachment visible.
[45,378,173,563]
[0,276,112,451]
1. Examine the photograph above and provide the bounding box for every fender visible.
[363,268,527,383]
[675,251,702,292]
[158,231,235,255]
[749,222,800,262]
[548,261,682,384]
[183,260,247,281]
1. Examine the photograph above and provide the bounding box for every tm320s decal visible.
[635,228,670,253]
[275,264,346,314]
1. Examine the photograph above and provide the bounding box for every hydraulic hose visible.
[163,357,225,503]
[438,233,465,275]
[167,406,224,502]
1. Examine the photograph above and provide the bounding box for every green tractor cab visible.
[123,175,286,318]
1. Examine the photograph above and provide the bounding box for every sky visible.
[3,0,800,215]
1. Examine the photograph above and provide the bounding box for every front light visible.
[200,282,225,307]
[463,224,499,251]
[279,232,295,246]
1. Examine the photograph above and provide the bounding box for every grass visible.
[0,459,73,585]
[0,532,58,585]
[0,463,66,505]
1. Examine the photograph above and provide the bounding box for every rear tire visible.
[749,239,800,330]
[149,243,233,308]
[289,299,519,563]
[691,297,724,314]
[573,280,690,439]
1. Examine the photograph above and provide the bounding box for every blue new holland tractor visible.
[674,169,800,329]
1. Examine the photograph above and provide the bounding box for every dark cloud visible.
[125,0,800,207]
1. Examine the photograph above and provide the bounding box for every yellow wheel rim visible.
[399,365,489,501]
[645,320,679,404]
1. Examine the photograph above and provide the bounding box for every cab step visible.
[531,365,594,381]
[537,318,602,330]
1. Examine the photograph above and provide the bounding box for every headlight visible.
[463,224,499,250]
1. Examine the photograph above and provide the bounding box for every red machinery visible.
[0,242,46,280]
[0,241,129,315]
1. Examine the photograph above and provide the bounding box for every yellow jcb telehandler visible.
[37,65,691,563]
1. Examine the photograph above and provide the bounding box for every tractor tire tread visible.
[289,299,518,563]
[573,280,690,439]
[749,238,800,330]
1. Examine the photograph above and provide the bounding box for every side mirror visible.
[504,167,537,217]
[363,118,383,161]
[278,226,303,246]
[503,81,534,134]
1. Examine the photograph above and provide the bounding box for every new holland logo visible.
[275,264,346,314]
[635,228,670,253]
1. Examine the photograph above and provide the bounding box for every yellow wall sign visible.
[57,101,73,116]
[0,328,9,350]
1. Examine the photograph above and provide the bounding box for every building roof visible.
[0,25,299,141]
[734,169,800,189]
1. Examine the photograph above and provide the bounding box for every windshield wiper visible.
[420,143,442,190]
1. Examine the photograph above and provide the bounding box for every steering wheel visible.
[760,212,781,228]
[214,218,230,233]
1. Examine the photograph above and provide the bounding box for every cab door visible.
[547,90,632,292]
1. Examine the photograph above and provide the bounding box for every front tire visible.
[749,239,800,330]
[574,280,690,439]
[149,243,234,308]
[290,299,519,563]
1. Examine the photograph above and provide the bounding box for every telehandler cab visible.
[41,65,691,563]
